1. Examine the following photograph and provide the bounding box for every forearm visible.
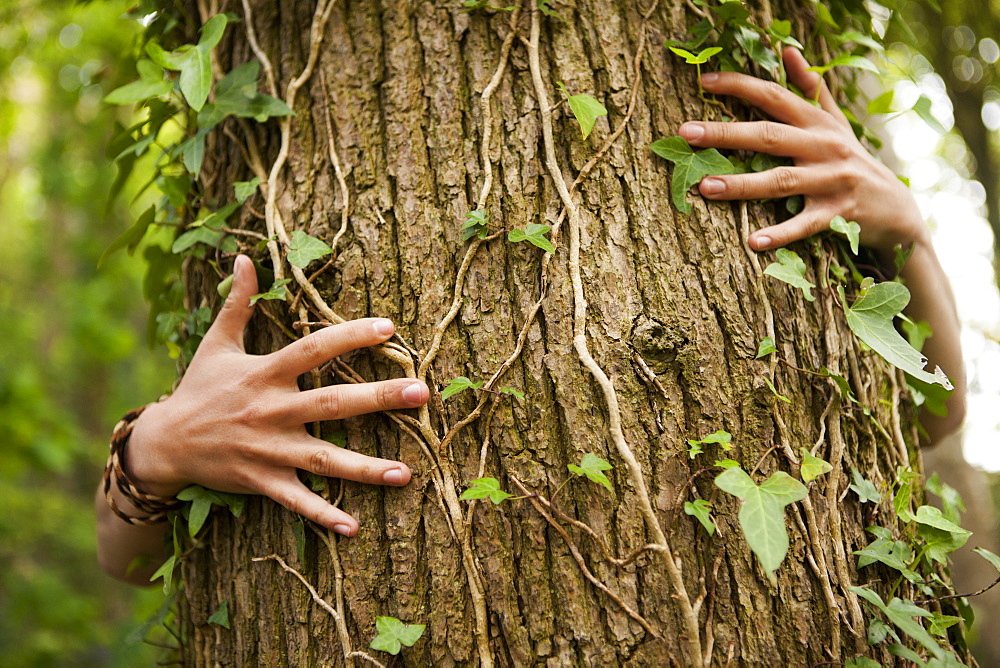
[95,463,171,586]
[896,239,967,445]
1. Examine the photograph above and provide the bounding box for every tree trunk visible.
[178,1,960,664]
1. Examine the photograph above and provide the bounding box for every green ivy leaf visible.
[249,278,291,306]
[369,616,426,655]
[912,95,945,134]
[650,136,735,214]
[830,216,861,255]
[928,613,962,638]
[557,83,608,140]
[684,499,715,536]
[735,27,780,72]
[198,61,293,128]
[149,555,177,594]
[287,230,333,268]
[668,45,722,65]
[974,547,1000,573]
[819,367,858,403]
[868,617,896,646]
[767,20,803,49]
[715,459,740,469]
[799,448,832,483]
[207,600,231,629]
[850,587,943,660]
[104,59,174,105]
[442,376,483,399]
[234,177,260,204]
[461,209,489,241]
[687,430,732,458]
[715,467,807,581]
[756,336,776,358]
[849,468,880,504]
[914,505,972,564]
[840,282,953,389]
[762,375,791,403]
[867,90,895,115]
[845,657,882,668]
[567,453,613,491]
[459,477,512,504]
[764,249,815,301]
[807,53,879,77]
[99,204,156,268]
[499,387,525,400]
[508,224,554,252]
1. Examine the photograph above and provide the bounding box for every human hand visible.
[679,47,928,254]
[125,255,428,537]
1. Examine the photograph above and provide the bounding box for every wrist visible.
[121,399,187,498]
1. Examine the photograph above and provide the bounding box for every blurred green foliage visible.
[0,1,176,664]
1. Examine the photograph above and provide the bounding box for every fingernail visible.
[401,382,425,405]
[383,467,405,485]
[372,318,394,337]
[701,72,719,84]
[701,178,725,195]
[681,123,704,141]
[234,256,244,280]
[333,523,355,536]
[753,235,772,250]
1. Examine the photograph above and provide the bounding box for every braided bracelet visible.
[103,402,183,525]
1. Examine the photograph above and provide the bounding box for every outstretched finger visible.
[699,71,819,127]
[279,440,412,488]
[680,120,814,157]
[274,378,429,424]
[783,47,850,128]
[260,476,361,536]
[697,165,826,201]
[201,255,259,352]
[747,208,835,251]
[265,317,397,380]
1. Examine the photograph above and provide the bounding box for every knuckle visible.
[315,389,342,418]
[308,448,337,477]
[759,122,784,151]
[274,488,302,516]
[297,333,325,366]
[375,381,394,408]
[826,136,854,161]
[771,167,798,194]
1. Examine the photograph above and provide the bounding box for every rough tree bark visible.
[177,0,963,665]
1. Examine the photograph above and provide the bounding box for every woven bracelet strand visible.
[103,402,182,525]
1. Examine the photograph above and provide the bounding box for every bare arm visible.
[96,255,429,583]
[678,47,965,445]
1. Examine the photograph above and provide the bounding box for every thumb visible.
[203,255,259,351]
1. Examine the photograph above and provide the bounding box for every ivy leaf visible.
[840,282,953,389]
[287,230,333,268]
[868,617,896,646]
[668,45,722,64]
[687,430,732,458]
[459,477,512,505]
[557,83,607,140]
[442,376,483,400]
[149,555,177,593]
[650,136,735,214]
[974,547,1000,573]
[762,375,791,403]
[756,337,776,358]
[104,59,173,105]
[99,204,156,268]
[928,613,962,638]
[508,224,554,252]
[369,616,426,655]
[567,453,613,491]
[867,90,895,115]
[735,27,780,73]
[199,61,293,128]
[499,387,525,400]
[912,95,945,134]
[854,531,915,575]
[764,248,815,301]
[914,505,972,563]
[845,657,882,668]
[234,177,260,204]
[715,467,807,581]
[249,278,291,306]
[850,588,943,660]
[849,468,880,504]
[684,499,715,536]
[830,216,861,255]
[807,53,879,77]
[819,367,858,403]
[207,600,231,629]
[768,20,803,49]
[715,459,740,469]
[461,209,489,241]
[798,448,832,483]
[178,48,212,112]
